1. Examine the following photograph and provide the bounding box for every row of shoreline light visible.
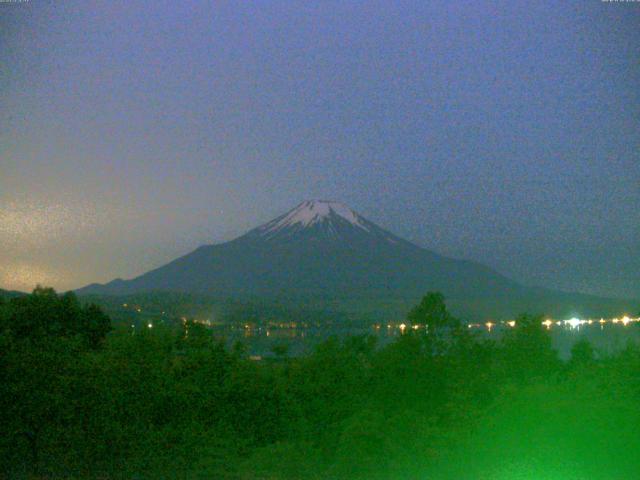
[467,316,639,331]
[381,316,640,333]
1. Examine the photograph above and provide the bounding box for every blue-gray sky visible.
[1,1,639,298]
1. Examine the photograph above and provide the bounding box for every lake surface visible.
[208,320,640,360]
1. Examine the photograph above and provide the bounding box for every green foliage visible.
[407,291,456,332]
[1,288,638,478]
[1,286,111,348]
[569,338,596,369]
[434,375,640,480]
[496,313,561,383]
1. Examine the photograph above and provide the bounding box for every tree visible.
[569,338,595,370]
[407,291,455,333]
[4,287,111,348]
[498,313,560,383]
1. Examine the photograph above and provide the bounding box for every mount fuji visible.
[78,200,634,320]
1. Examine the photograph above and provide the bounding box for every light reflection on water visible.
[215,322,640,359]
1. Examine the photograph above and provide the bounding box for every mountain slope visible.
[0,288,27,300]
[78,201,636,320]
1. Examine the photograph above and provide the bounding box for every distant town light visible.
[564,318,584,329]
[542,319,553,329]
[506,320,516,328]
[147,323,153,328]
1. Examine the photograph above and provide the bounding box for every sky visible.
[1,0,639,299]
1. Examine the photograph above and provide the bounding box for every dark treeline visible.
[80,291,356,330]
[1,288,640,479]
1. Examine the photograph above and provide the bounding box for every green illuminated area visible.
[1,289,639,479]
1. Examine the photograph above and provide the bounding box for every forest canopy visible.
[1,288,639,479]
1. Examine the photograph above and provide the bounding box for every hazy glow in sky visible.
[1,1,639,297]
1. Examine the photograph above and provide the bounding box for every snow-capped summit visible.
[257,200,371,237]
[247,199,408,245]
